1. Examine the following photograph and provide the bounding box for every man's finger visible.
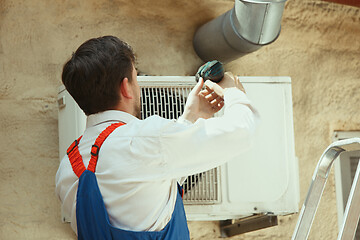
[192,77,204,95]
[210,100,224,113]
[199,88,211,96]
[210,96,223,107]
[205,91,219,102]
[216,101,225,110]
[204,80,224,98]
[234,76,246,93]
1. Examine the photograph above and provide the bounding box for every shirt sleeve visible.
[159,87,260,179]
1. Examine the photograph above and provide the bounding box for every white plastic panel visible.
[227,82,291,202]
[183,76,298,220]
[57,85,86,161]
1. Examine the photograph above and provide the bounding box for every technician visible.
[55,35,259,240]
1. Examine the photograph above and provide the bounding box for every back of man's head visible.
[62,36,135,115]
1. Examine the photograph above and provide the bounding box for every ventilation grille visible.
[140,83,220,204]
[141,87,188,120]
[182,168,220,204]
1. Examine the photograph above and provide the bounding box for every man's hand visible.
[182,78,224,123]
[204,72,245,98]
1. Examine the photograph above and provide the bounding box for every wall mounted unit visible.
[58,76,299,222]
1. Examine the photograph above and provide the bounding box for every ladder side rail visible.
[292,138,360,240]
[292,147,344,240]
[338,158,360,240]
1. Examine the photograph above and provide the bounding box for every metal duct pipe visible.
[193,0,287,63]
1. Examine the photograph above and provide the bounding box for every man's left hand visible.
[182,78,224,123]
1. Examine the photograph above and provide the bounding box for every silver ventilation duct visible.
[193,0,287,63]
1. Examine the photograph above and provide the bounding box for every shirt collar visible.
[86,110,138,128]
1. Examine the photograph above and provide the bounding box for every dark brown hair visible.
[62,36,135,115]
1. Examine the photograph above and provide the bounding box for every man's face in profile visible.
[131,66,141,119]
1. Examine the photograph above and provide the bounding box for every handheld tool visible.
[195,60,224,83]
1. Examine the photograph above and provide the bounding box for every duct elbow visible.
[193,0,287,63]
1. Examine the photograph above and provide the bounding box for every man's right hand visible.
[204,72,245,98]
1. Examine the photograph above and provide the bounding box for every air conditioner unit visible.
[58,76,299,224]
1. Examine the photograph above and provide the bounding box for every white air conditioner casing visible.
[58,76,299,221]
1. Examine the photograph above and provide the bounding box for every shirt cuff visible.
[177,116,193,125]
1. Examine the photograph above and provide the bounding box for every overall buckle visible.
[67,139,79,155]
[91,145,100,156]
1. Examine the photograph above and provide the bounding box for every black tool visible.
[195,60,224,83]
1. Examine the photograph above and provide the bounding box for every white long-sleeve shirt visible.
[55,88,259,234]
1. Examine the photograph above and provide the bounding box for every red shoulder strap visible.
[67,136,85,178]
[87,122,125,173]
[67,122,125,177]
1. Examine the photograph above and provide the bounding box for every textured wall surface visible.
[0,0,359,239]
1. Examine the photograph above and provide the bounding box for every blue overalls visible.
[67,122,190,240]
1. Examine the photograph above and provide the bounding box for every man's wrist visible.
[224,87,250,105]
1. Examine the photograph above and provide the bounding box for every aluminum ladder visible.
[292,137,360,240]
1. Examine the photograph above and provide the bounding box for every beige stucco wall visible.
[1,0,359,239]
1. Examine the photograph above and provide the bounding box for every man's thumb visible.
[192,77,204,94]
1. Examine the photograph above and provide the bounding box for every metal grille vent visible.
[182,168,220,204]
[141,87,188,120]
[140,82,220,204]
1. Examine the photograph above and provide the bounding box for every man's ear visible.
[120,78,133,99]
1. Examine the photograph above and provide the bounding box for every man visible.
[56,36,259,239]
